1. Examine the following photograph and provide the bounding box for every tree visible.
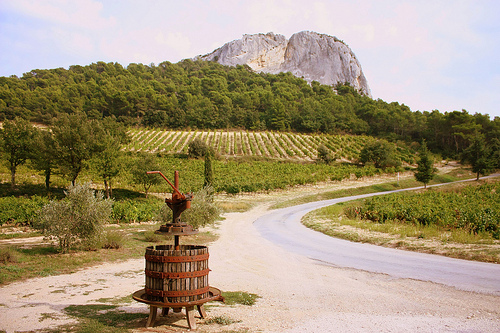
[359,140,400,169]
[0,117,35,189]
[414,140,435,188]
[91,118,129,198]
[188,138,208,158]
[52,112,99,186]
[317,144,335,164]
[490,138,500,170]
[34,183,113,253]
[131,154,162,198]
[462,133,492,180]
[204,149,214,188]
[30,128,56,191]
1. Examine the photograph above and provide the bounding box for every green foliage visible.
[221,291,260,306]
[51,112,100,185]
[101,230,125,249]
[130,153,162,198]
[157,185,220,229]
[0,195,48,226]
[34,183,113,252]
[205,315,241,325]
[29,129,56,190]
[187,137,209,158]
[0,117,36,189]
[414,141,435,187]
[360,140,401,169]
[204,151,214,187]
[462,133,494,180]
[0,247,18,264]
[348,182,500,239]
[111,198,163,223]
[317,144,335,164]
[90,118,129,198]
[0,60,499,163]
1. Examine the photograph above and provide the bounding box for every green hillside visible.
[1,59,499,159]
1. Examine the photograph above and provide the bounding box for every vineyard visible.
[344,182,500,239]
[124,129,415,163]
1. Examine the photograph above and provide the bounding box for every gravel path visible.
[1,179,499,332]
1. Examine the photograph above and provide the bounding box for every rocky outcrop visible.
[196,31,371,97]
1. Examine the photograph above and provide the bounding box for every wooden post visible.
[186,306,196,330]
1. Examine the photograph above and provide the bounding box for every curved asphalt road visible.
[254,177,500,296]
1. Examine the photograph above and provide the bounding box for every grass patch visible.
[95,295,133,305]
[64,304,144,332]
[0,231,42,239]
[101,230,125,249]
[0,247,19,264]
[221,291,260,306]
[272,182,403,209]
[205,315,241,325]
[218,201,254,213]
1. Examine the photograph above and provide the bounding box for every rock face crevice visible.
[196,31,371,97]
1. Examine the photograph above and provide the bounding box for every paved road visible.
[254,177,500,296]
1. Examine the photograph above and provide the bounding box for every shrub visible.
[157,185,220,229]
[34,183,113,253]
[142,230,163,243]
[317,144,335,164]
[101,230,125,249]
[187,138,208,159]
[351,182,500,239]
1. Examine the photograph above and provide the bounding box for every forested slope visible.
[1,59,499,158]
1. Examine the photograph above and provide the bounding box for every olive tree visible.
[35,183,113,253]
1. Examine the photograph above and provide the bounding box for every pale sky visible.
[1,0,499,118]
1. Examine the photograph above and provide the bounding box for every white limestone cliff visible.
[196,31,371,97]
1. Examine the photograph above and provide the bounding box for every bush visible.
[101,230,125,249]
[142,230,163,243]
[157,185,220,229]
[317,144,335,164]
[187,138,208,159]
[34,183,113,253]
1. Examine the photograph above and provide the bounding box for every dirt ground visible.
[1,174,499,332]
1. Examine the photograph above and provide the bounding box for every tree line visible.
[0,114,129,197]
[0,59,499,159]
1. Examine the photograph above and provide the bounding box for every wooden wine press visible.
[132,170,223,330]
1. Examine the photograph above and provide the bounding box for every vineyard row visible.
[124,129,375,162]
